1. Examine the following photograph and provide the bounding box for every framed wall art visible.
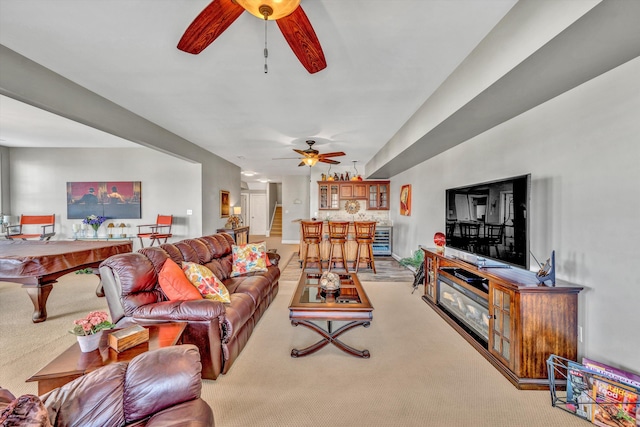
[400,184,411,216]
[66,181,141,219]
[220,190,230,218]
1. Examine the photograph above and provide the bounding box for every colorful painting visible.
[400,184,411,216]
[67,181,141,219]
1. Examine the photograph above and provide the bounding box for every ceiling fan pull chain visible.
[263,14,269,73]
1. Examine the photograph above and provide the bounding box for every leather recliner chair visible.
[0,345,214,427]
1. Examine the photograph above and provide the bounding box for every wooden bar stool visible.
[301,221,324,272]
[328,221,350,272]
[354,221,377,274]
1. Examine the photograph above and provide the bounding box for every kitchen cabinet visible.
[318,181,388,209]
[367,182,389,210]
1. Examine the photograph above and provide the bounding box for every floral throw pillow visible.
[182,262,231,303]
[231,242,268,277]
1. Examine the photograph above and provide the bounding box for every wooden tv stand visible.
[421,248,582,390]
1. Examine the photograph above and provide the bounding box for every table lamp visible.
[107,223,115,238]
[233,206,243,226]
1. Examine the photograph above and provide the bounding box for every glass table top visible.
[298,273,362,304]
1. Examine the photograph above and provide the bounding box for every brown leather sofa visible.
[0,345,214,426]
[99,233,280,380]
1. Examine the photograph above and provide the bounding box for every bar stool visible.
[301,221,324,272]
[354,221,377,274]
[328,221,350,272]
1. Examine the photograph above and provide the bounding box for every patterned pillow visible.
[158,258,203,301]
[231,242,268,277]
[182,262,231,303]
[0,394,52,427]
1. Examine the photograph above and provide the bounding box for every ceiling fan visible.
[274,140,346,167]
[177,0,327,74]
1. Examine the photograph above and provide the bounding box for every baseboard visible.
[281,239,299,244]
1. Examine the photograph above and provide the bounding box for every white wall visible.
[8,147,201,251]
[281,175,310,244]
[390,57,640,374]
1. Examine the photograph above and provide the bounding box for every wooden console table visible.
[217,226,249,245]
[421,248,582,390]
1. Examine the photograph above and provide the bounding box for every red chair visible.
[137,214,173,247]
[5,214,56,240]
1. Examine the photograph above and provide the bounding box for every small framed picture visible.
[220,190,230,218]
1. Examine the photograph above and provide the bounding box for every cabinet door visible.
[424,253,437,302]
[319,183,329,209]
[340,183,354,199]
[353,183,367,199]
[329,184,339,209]
[319,183,340,210]
[378,183,389,210]
[368,184,379,209]
[489,285,515,368]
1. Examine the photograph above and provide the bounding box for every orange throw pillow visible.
[158,258,203,301]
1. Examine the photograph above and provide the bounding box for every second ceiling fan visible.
[177,0,327,74]
[275,140,346,167]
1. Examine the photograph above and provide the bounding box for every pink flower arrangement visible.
[70,311,114,336]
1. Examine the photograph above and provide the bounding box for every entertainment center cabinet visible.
[421,248,582,390]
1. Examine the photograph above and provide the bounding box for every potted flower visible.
[83,214,107,238]
[70,311,114,352]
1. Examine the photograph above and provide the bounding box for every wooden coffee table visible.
[289,272,373,358]
[26,322,186,394]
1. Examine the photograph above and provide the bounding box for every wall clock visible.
[345,199,360,215]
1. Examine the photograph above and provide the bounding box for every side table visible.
[26,322,187,395]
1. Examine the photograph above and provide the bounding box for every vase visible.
[92,227,99,238]
[77,330,102,352]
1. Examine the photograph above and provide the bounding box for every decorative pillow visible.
[0,394,52,427]
[182,262,231,303]
[231,242,268,277]
[158,258,203,301]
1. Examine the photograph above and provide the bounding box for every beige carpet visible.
[0,237,585,426]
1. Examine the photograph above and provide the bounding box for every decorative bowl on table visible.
[319,271,341,293]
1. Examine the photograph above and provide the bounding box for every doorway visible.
[249,193,267,235]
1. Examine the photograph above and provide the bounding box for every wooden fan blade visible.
[318,151,346,158]
[298,161,307,167]
[276,6,327,74]
[319,158,340,165]
[177,0,244,54]
[293,149,313,157]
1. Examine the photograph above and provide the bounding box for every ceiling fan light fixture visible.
[235,0,300,20]
[303,157,318,167]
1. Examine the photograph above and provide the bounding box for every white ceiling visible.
[0,0,517,183]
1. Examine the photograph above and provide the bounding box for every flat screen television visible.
[445,174,530,270]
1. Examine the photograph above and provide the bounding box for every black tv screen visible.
[445,174,530,269]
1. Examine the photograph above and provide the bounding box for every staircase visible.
[270,206,282,236]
